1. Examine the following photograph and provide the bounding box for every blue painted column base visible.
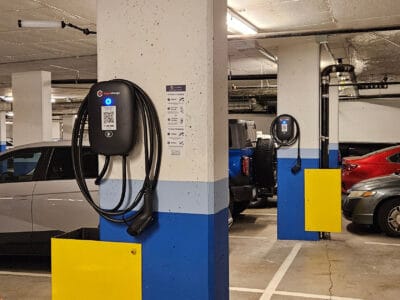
[100,208,229,300]
[277,158,319,241]
[329,149,340,168]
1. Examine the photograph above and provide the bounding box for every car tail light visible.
[241,156,250,176]
[344,163,358,171]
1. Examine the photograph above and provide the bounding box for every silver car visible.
[342,173,400,237]
[0,141,99,255]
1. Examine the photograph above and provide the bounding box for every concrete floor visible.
[1,204,400,300]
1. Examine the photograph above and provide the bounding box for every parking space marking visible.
[260,242,302,300]
[274,291,363,300]
[0,271,51,278]
[230,287,264,293]
[242,212,277,216]
[365,241,400,247]
[229,235,271,240]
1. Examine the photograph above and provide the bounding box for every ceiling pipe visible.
[340,94,400,100]
[228,74,277,81]
[321,63,355,169]
[330,81,400,87]
[51,79,97,84]
[228,25,400,41]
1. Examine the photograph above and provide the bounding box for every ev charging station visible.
[52,1,230,299]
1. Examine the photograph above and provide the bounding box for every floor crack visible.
[325,241,334,299]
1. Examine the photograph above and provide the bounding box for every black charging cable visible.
[270,114,301,174]
[72,79,162,236]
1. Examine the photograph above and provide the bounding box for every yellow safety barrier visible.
[304,169,342,233]
[52,229,142,300]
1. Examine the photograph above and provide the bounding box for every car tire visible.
[248,197,268,208]
[377,198,400,237]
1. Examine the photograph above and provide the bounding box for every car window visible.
[388,153,400,163]
[46,147,98,180]
[0,149,43,183]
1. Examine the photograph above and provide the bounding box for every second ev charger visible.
[72,79,162,236]
[270,114,301,174]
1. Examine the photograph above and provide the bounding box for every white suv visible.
[0,141,99,255]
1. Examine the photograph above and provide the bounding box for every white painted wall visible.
[339,100,400,143]
[97,0,227,182]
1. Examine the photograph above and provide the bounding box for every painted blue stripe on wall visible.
[277,158,319,241]
[0,143,5,152]
[100,209,229,300]
[100,178,228,215]
[277,147,319,159]
[329,149,340,168]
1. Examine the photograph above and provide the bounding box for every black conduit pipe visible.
[320,63,355,168]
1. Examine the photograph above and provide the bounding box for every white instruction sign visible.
[166,85,186,156]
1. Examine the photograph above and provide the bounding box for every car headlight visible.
[348,190,376,198]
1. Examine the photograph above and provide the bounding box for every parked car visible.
[342,173,400,237]
[342,145,400,192]
[228,119,275,217]
[0,141,99,255]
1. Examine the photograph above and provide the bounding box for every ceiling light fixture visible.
[227,8,258,35]
[18,20,96,35]
[1,96,13,102]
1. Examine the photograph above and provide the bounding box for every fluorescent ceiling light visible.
[18,20,96,35]
[227,9,257,35]
[1,96,13,102]
[18,20,63,28]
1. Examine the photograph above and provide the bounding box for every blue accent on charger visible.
[104,97,113,106]
[277,157,320,241]
[100,209,229,300]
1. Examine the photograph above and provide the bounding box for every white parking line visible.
[242,212,277,216]
[260,242,302,300]
[365,241,400,247]
[0,271,51,278]
[274,291,363,300]
[229,287,264,293]
[229,235,271,240]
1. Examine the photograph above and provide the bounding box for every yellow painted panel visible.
[52,239,141,300]
[304,169,341,233]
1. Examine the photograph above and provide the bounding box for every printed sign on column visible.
[166,85,186,156]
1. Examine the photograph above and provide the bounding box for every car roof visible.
[1,140,90,156]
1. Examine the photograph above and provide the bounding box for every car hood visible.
[352,174,400,190]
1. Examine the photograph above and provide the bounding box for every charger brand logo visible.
[97,90,120,97]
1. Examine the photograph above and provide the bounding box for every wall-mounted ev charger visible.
[72,79,162,236]
[270,114,301,174]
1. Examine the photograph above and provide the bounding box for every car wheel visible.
[248,197,268,208]
[377,198,400,237]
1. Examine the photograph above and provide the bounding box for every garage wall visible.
[228,113,275,134]
[339,100,400,143]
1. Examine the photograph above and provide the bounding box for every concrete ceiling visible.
[0,0,400,104]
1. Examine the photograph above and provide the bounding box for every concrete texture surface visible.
[1,203,400,300]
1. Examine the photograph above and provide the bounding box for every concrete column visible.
[97,1,228,299]
[0,112,6,152]
[61,115,75,140]
[277,40,320,241]
[329,78,339,167]
[12,71,52,146]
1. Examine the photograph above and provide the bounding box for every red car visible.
[342,145,400,192]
